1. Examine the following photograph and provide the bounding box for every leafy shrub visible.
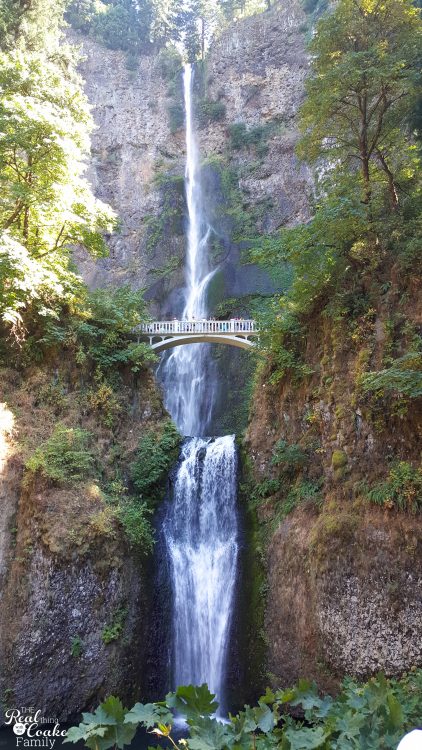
[41,286,155,379]
[271,440,308,475]
[101,607,128,645]
[117,500,154,554]
[197,98,226,128]
[250,477,281,504]
[26,425,94,484]
[131,420,181,506]
[366,462,422,513]
[86,374,122,428]
[70,636,83,658]
[228,122,272,152]
[66,671,422,750]
[360,352,422,399]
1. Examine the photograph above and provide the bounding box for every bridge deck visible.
[139,319,258,335]
[138,319,259,352]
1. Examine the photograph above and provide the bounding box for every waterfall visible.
[164,436,238,706]
[158,63,217,437]
[158,63,239,710]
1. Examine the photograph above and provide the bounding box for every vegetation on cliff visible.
[66,672,422,750]
[0,0,175,559]
[248,0,422,517]
[65,0,273,64]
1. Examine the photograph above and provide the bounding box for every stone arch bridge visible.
[138,320,259,353]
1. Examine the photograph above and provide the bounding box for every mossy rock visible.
[332,449,348,470]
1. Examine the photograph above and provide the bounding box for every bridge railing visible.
[139,319,258,335]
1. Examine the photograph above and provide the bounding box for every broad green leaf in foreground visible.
[166,684,218,719]
[124,702,173,728]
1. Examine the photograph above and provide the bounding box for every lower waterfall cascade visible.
[163,437,239,710]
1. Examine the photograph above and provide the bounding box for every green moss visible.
[233,447,268,707]
[331,449,348,470]
[309,504,360,568]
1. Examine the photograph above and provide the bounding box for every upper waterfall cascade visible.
[157,63,218,437]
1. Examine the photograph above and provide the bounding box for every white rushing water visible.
[164,436,238,706]
[158,63,217,437]
[159,64,239,710]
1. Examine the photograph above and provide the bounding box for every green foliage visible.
[271,439,308,476]
[116,499,155,553]
[168,102,185,133]
[65,695,137,750]
[250,477,281,504]
[0,0,67,52]
[250,0,422,390]
[103,478,155,554]
[197,98,226,128]
[366,461,422,513]
[131,420,181,506]
[70,635,83,658]
[298,0,422,210]
[360,351,422,399]
[25,424,94,484]
[228,122,271,154]
[101,607,128,645]
[66,0,153,62]
[41,286,155,378]
[0,8,116,342]
[66,671,422,750]
[156,45,183,81]
[165,684,218,718]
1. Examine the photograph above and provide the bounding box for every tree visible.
[0,50,115,259]
[66,0,154,56]
[0,0,66,51]
[298,0,422,210]
[0,1,116,339]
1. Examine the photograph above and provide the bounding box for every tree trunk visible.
[376,149,399,210]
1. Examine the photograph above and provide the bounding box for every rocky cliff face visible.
[245,288,422,689]
[0,364,168,720]
[69,31,186,313]
[71,0,311,314]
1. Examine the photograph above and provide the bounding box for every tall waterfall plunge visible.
[157,64,239,711]
[158,63,217,437]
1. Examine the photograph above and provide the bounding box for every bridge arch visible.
[149,334,256,353]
